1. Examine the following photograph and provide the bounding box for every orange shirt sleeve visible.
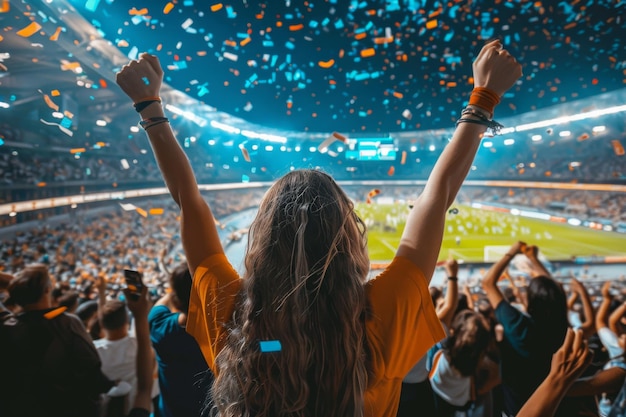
[186,254,242,373]
[366,256,446,380]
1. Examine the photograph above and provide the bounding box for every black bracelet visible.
[134,100,161,113]
[455,117,504,135]
[144,120,170,130]
[139,117,169,129]
[447,276,458,282]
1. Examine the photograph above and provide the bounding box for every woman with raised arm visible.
[482,241,569,416]
[115,39,522,417]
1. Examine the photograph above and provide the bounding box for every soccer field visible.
[355,203,626,263]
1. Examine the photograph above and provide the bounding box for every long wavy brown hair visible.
[209,170,371,417]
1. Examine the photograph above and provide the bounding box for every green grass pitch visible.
[355,203,626,263]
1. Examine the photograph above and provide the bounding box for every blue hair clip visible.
[259,340,282,353]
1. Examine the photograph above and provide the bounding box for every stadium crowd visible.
[2,226,626,416]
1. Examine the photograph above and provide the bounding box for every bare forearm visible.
[596,298,611,330]
[609,303,626,335]
[139,105,198,207]
[422,120,485,208]
[518,375,568,417]
[438,279,459,327]
[134,316,153,394]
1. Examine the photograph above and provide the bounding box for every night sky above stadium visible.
[1,0,625,135]
[73,0,626,133]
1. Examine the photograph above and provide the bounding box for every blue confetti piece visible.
[285,41,295,50]
[242,174,250,183]
[85,0,101,13]
[259,340,282,352]
[262,40,274,47]
[60,117,73,128]
[225,6,236,18]
[142,77,150,85]
[309,20,319,28]
[0,138,4,146]
[334,19,344,29]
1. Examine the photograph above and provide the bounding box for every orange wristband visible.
[468,87,500,117]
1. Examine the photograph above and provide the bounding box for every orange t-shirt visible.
[187,254,445,417]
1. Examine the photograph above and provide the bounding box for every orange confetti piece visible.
[387,166,395,176]
[446,81,457,88]
[51,90,60,96]
[129,7,148,15]
[43,94,59,111]
[0,0,9,13]
[355,32,367,40]
[612,140,625,156]
[149,208,164,215]
[373,36,393,44]
[392,91,403,99]
[289,24,304,31]
[332,132,348,143]
[318,59,335,68]
[224,39,237,47]
[64,110,74,119]
[49,27,62,41]
[99,79,108,88]
[360,48,375,58]
[564,22,577,30]
[17,22,42,38]
[163,2,175,14]
[240,37,251,46]
[425,19,438,30]
[136,208,148,218]
[241,146,251,162]
[0,35,3,42]
[60,61,81,71]
[37,182,47,187]
[211,3,223,12]
[401,151,407,165]
[70,148,86,154]
[117,39,129,47]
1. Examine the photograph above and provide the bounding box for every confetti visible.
[149,208,164,215]
[318,59,335,68]
[240,146,251,162]
[42,94,59,111]
[211,3,223,12]
[259,340,282,353]
[612,140,625,156]
[387,166,395,176]
[0,0,9,13]
[136,207,148,218]
[129,7,148,16]
[49,27,62,41]
[163,2,175,14]
[400,151,407,165]
[16,22,42,38]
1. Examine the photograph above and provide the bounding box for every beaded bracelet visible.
[455,117,504,135]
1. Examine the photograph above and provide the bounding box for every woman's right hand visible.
[116,53,164,104]
[472,39,523,97]
[549,328,592,386]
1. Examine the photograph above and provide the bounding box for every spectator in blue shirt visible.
[149,263,211,417]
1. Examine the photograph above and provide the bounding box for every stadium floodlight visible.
[96,120,107,126]
[592,125,606,133]
[559,131,571,137]
[265,145,274,151]
[166,104,207,127]
[0,102,9,109]
[428,145,436,151]
[568,218,582,226]
[210,120,240,134]
[410,146,418,152]
[503,139,515,146]
[241,130,287,143]
[531,134,542,141]
[513,104,626,133]
[482,141,493,148]
[130,126,140,133]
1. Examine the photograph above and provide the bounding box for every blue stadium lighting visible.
[531,135,542,141]
[210,120,240,134]
[482,141,493,148]
[503,139,515,146]
[165,104,207,127]
[512,104,626,133]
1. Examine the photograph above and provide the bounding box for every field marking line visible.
[379,238,398,254]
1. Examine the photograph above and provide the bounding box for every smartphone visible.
[123,269,144,300]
